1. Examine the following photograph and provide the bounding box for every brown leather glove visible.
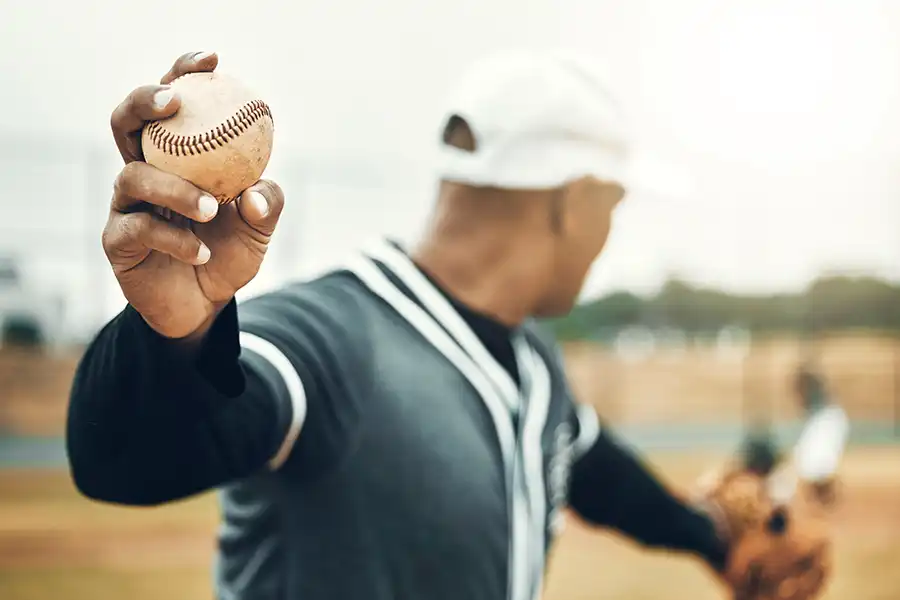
[696,468,832,600]
[802,478,838,509]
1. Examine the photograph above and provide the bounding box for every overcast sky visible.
[1,0,899,327]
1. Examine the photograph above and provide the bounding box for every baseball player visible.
[737,364,849,486]
[67,51,830,600]
[791,364,850,506]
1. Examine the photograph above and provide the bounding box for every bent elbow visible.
[69,469,171,507]
[67,447,171,507]
[67,461,155,507]
[68,466,115,504]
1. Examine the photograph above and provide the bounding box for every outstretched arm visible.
[567,418,729,572]
[67,278,366,505]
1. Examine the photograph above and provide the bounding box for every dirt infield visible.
[0,447,897,599]
[564,333,899,424]
[0,349,80,436]
[1,333,898,435]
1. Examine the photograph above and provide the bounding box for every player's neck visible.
[411,231,551,328]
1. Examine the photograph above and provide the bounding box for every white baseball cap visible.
[436,49,632,191]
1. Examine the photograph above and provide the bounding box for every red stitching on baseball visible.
[145,100,273,157]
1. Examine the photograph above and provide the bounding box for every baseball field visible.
[0,448,897,599]
[0,333,898,599]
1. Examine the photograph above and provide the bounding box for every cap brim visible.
[436,140,695,203]
[619,155,697,203]
[436,139,630,191]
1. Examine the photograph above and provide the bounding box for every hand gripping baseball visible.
[103,52,284,340]
[696,469,832,600]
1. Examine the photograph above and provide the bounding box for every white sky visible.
[1,0,899,330]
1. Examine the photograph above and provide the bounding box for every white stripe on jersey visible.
[515,337,552,600]
[240,332,308,470]
[573,403,601,458]
[350,240,554,600]
[364,241,521,413]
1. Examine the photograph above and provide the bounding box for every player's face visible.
[535,177,625,317]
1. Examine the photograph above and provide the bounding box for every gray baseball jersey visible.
[218,239,599,600]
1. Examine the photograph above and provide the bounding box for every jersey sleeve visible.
[67,299,293,505]
[570,401,601,458]
[567,426,728,570]
[66,274,369,505]
[237,274,370,480]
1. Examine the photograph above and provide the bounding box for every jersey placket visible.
[359,241,552,600]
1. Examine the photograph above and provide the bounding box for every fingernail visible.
[196,243,211,265]
[247,191,268,217]
[197,194,219,221]
[153,88,175,111]
[193,51,214,62]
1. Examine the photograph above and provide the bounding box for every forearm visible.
[568,429,728,571]
[66,300,286,505]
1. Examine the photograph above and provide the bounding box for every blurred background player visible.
[792,362,850,507]
[733,361,850,508]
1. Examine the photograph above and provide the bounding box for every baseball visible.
[142,72,275,204]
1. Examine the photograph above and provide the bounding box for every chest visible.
[343,247,578,600]
[356,320,577,541]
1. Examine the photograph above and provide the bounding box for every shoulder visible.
[236,269,375,390]
[237,270,374,342]
[235,271,376,478]
[240,270,365,319]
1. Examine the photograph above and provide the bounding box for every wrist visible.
[691,500,732,574]
[122,299,244,396]
[694,497,732,545]
[172,300,231,351]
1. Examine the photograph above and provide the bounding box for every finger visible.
[104,211,211,267]
[112,162,220,222]
[110,84,181,163]
[161,51,218,85]
[237,179,285,236]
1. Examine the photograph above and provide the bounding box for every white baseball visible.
[142,72,275,204]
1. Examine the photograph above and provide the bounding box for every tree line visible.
[547,274,900,341]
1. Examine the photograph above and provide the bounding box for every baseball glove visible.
[695,467,832,600]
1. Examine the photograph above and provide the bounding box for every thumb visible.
[237,179,284,236]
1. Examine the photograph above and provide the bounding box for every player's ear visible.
[552,177,607,237]
[553,177,596,236]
